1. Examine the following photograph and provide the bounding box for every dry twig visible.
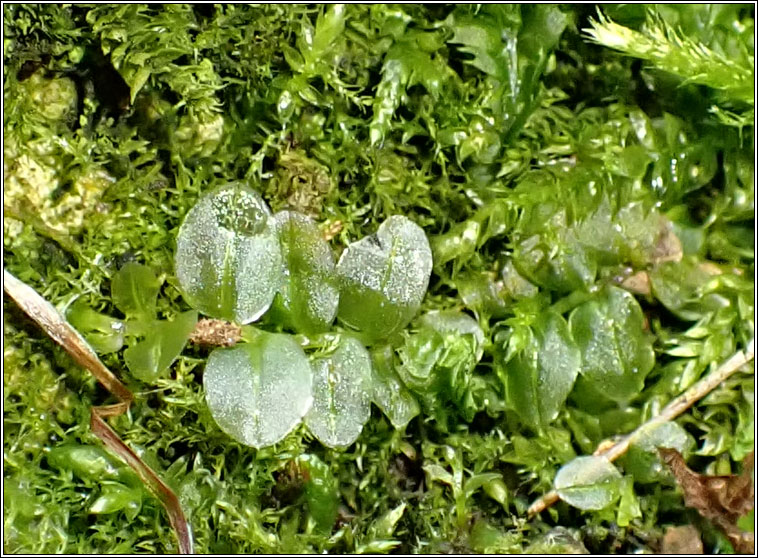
[527,339,755,517]
[3,270,194,554]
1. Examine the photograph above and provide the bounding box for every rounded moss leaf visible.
[175,184,282,324]
[504,311,581,431]
[554,456,623,511]
[569,285,655,402]
[369,345,420,429]
[305,336,372,448]
[337,215,432,341]
[270,210,339,333]
[111,262,160,321]
[124,309,198,382]
[623,421,695,483]
[204,331,313,448]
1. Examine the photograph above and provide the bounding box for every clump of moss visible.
[3,3,754,554]
[266,149,333,217]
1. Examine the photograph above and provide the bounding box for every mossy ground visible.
[3,4,754,553]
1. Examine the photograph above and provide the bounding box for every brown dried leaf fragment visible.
[659,448,755,554]
[660,525,703,554]
[189,318,242,347]
[621,270,651,296]
[651,220,683,264]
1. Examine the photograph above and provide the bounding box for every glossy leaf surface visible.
[175,184,282,324]
[569,286,655,402]
[305,336,372,448]
[503,311,581,431]
[369,345,420,429]
[124,310,197,382]
[554,455,623,511]
[270,210,339,333]
[204,331,313,448]
[337,215,432,341]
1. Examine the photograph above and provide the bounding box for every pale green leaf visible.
[569,285,655,402]
[369,345,420,429]
[270,210,339,334]
[111,262,160,321]
[337,215,432,341]
[204,331,313,448]
[554,455,623,511]
[305,336,372,448]
[175,184,282,324]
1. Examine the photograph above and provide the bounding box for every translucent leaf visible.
[123,310,197,382]
[337,215,432,341]
[617,476,642,527]
[396,314,483,424]
[305,336,372,448]
[66,299,125,354]
[46,445,118,481]
[504,311,581,431]
[649,258,717,321]
[111,262,160,321]
[89,483,142,519]
[369,345,420,429]
[371,502,406,538]
[47,444,140,487]
[569,285,655,402]
[175,184,282,324]
[204,331,313,448]
[634,421,694,454]
[622,421,695,483]
[270,210,339,334]
[423,463,455,487]
[396,327,446,391]
[554,455,623,511]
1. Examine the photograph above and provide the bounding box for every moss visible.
[3,4,754,554]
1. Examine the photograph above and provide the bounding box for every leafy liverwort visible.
[337,215,433,341]
[203,330,313,448]
[175,183,282,324]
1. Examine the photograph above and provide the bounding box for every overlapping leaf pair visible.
[175,183,433,448]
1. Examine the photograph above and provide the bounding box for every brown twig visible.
[3,269,193,554]
[90,409,194,552]
[527,339,755,517]
[4,270,134,404]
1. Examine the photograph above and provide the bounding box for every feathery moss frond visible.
[584,10,754,107]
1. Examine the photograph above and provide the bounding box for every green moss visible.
[3,4,754,554]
